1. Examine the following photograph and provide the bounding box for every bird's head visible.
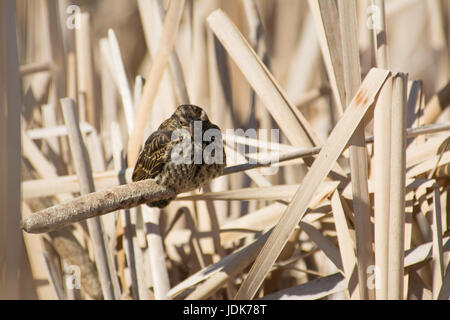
[174,105,209,126]
[173,104,213,138]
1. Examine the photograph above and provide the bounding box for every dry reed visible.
[2,0,449,301]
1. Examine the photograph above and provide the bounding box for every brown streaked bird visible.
[132,105,226,208]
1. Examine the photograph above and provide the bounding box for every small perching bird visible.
[132,105,226,208]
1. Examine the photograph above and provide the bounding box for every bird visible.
[132,105,226,208]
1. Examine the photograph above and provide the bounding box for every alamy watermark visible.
[64,265,81,290]
[66,5,81,30]
[366,264,381,290]
[169,121,280,176]
[366,5,382,31]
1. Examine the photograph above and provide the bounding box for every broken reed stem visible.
[388,73,408,300]
[234,68,390,300]
[20,61,53,76]
[61,98,115,300]
[127,0,186,166]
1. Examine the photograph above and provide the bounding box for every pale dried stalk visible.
[42,0,66,101]
[143,206,171,299]
[431,185,445,299]
[262,272,347,300]
[423,81,450,125]
[438,263,450,300]
[224,144,272,187]
[206,27,235,129]
[198,184,228,264]
[75,13,97,129]
[406,80,423,147]
[20,61,53,76]
[372,4,390,298]
[107,29,135,135]
[371,0,389,69]
[242,0,271,136]
[427,0,447,50]
[50,228,103,300]
[300,221,343,270]
[22,126,104,298]
[206,26,232,227]
[435,163,450,179]
[373,76,393,300]
[22,122,450,198]
[308,0,345,116]
[403,191,414,299]
[217,185,336,246]
[170,197,331,250]
[155,0,190,105]
[223,132,297,152]
[109,127,141,300]
[207,9,321,149]
[21,204,56,299]
[294,86,331,109]
[61,98,115,300]
[331,192,359,299]
[407,150,450,178]
[234,69,390,299]
[174,231,271,300]
[180,207,206,269]
[127,0,186,166]
[388,73,408,300]
[137,0,189,105]
[338,0,374,300]
[218,203,285,245]
[23,125,105,298]
[41,238,65,300]
[99,43,116,161]
[178,181,338,203]
[284,13,322,111]
[67,51,77,103]
[262,236,450,300]
[136,0,178,132]
[134,76,144,111]
[208,8,350,186]
[23,167,133,200]
[27,122,94,140]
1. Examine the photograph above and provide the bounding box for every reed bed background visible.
[1,0,450,300]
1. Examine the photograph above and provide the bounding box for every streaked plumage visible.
[132,105,226,208]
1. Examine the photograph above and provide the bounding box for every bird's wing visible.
[132,130,173,181]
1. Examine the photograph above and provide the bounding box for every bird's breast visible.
[156,160,225,194]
